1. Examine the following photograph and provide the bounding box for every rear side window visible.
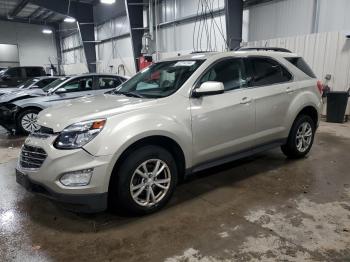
[285,57,316,78]
[246,57,292,87]
[26,67,45,77]
[98,77,122,89]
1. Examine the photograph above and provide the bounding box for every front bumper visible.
[16,134,114,213]
[16,169,108,213]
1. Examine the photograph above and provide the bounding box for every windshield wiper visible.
[113,90,144,98]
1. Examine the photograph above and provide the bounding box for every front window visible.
[42,77,70,92]
[114,60,204,98]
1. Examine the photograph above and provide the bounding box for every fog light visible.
[60,168,93,187]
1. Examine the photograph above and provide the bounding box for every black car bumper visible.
[16,169,108,213]
[0,104,18,131]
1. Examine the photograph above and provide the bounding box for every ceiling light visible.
[64,17,76,23]
[100,0,116,4]
[42,29,53,34]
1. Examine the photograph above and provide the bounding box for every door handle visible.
[240,97,252,104]
[286,87,294,93]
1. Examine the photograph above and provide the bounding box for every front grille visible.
[20,145,47,169]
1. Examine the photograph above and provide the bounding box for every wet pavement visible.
[0,122,350,261]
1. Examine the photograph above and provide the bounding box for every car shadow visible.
[18,148,301,234]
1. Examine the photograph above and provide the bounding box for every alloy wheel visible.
[130,159,171,207]
[21,113,40,133]
[296,122,313,153]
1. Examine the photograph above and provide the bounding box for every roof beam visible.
[44,12,56,22]
[9,0,30,17]
[28,7,43,19]
[35,10,50,20]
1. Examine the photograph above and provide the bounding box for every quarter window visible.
[98,77,122,89]
[199,59,245,91]
[246,58,292,87]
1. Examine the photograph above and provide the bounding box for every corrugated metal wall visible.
[247,32,350,93]
[248,0,350,41]
[158,0,228,59]
[248,0,315,41]
[61,33,89,75]
[95,15,135,76]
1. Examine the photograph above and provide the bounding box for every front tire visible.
[109,145,178,215]
[16,108,41,135]
[281,115,316,159]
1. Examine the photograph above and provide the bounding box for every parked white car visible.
[16,49,322,214]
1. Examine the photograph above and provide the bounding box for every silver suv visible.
[16,50,322,214]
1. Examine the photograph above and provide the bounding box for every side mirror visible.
[193,81,224,97]
[55,87,67,94]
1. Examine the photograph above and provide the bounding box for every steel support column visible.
[225,0,243,50]
[125,0,145,71]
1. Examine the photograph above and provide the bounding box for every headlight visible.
[54,119,106,149]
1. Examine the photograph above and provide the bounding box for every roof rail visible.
[237,47,292,53]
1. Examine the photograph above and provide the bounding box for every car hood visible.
[0,88,18,95]
[0,89,45,103]
[38,94,158,132]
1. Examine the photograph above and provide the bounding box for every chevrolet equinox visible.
[16,50,322,214]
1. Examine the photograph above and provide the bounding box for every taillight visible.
[317,80,323,94]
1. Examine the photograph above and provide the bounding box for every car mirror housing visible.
[193,81,224,97]
[55,87,67,94]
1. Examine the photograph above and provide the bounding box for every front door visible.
[191,58,256,166]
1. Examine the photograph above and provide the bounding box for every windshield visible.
[114,60,204,98]
[42,77,69,92]
[17,78,39,89]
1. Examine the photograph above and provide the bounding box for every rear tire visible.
[281,115,315,159]
[16,108,41,135]
[109,145,178,215]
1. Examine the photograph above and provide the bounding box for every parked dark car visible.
[0,76,60,95]
[0,66,46,88]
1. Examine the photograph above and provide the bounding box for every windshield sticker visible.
[173,61,196,67]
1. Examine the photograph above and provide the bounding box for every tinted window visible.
[26,67,45,77]
[98,77,122,89]
[199,59,245,91]
[36,78,56,88]
[247,58,292,87]
[61,77,93,92]
[6,68,21,77]
[285,57,316,78]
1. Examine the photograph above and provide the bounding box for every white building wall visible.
[317,0,350,33]
[61,32,88,75]
[95,16,135,76]
[248,0,350,41]
[248,0,315,41]
[0,21,57,69]
[157,0,231,59]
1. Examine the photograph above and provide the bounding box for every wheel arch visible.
[108,135,187,191]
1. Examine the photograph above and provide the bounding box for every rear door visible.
[245,57,294,145]
[25,67,46,78]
